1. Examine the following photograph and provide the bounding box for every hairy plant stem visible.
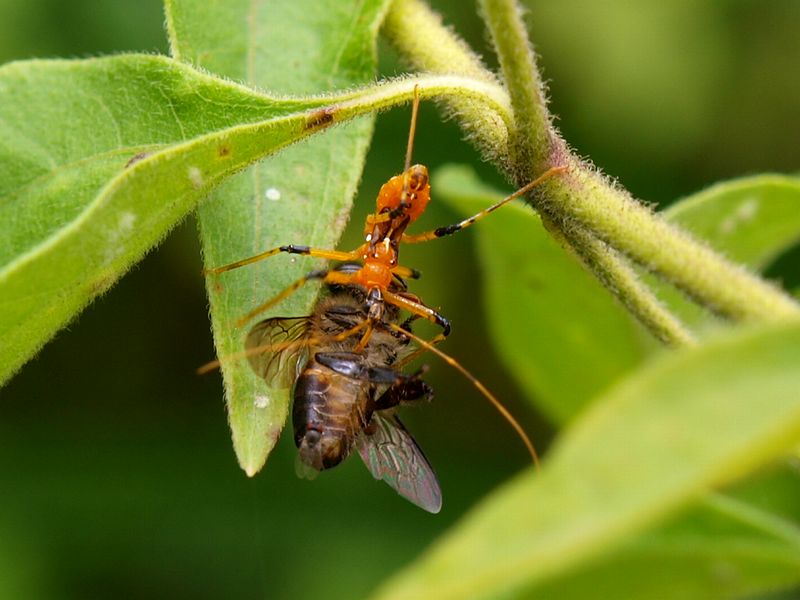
[384,0,695,344]
[384,0,800,333]
[480,0,799,322]
[477,0,552,173]
[382,0,507,165]
[542,217,697,347]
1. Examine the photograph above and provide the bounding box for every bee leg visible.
[373,376,434,411]
[395,332,447,369]
[324,304,364,329]
[399,314,421,332]
[314,353,431,406]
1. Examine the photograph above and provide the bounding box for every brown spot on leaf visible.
[218,145,231,158]
[305,107,336,130]
[125,152,151,168]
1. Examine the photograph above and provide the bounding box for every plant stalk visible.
[385,0,800,325]
[543,217,697,347]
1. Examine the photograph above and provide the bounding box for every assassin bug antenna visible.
[398,85,421,212]
[404,85,420,176]
[384,322,541,469]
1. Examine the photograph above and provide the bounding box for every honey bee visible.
[245,264,442,513]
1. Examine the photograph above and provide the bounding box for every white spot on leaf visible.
[265,187,281,201]
[254,395,270,409]
[188,166,204,189]
[737,198,758,220]
[118,211,136,232]
[103,211,138,265]
[719,197,759,235]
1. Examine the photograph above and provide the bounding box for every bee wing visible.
[358,414,442,513]
[245,316,311,388]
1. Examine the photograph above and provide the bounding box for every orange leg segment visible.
[383,290,450,336]
[397,332,446,368]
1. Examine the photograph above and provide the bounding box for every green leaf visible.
[373,320,800,600]
[0,52,455,390]
[662,174,800,325]
[534,463,800,600]
[434,165,649,424]
[667,174,800,269]
[527,490,800,600]
[165,0,391,474]
[0,54,349,385]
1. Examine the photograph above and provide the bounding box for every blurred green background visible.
[1,1,799,598]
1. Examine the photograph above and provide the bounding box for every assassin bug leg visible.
[235,268,359,327]
[383,290,451,337]
[205,245,359,275]
[391,265,421,280]
[401,165,568,244]
[197,316,372,376]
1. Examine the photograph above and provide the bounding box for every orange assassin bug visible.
[205,86,567,466]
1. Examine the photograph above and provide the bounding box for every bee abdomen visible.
[292,363,370,471]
